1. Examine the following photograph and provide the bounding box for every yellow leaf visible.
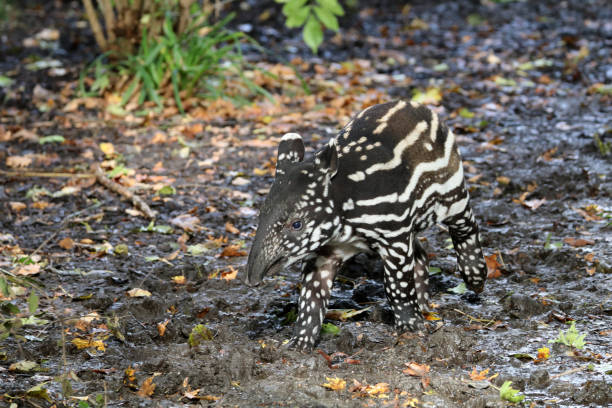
[127,288,151,297]
[536,347,550,360]
[72,338,106,351]
[323,376,346,391]
[172,275,186,284]
[423,311,441,321]
[9,202,26,212]
[99,142,115,158]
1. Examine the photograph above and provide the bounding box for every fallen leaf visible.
[563,237,594,247]
[157,319,170,337]
[496,176,511,185]
[99,142,115,158]
[536,347,550,361]
[423,311,441,321]
[71,338,106,351]
[9,202,26,212]
[170,214,201,232]
[225,221,240,235]
[218,244,247,258]
[221,266,238,281]
[127,288,151,297]
[485,253,502,279]
[172,275,186,284]
[523,198,546,211]
[9,360,40,372]
[58,237,75,250]
[403,362,430,377]
[322,376,346,391]
[6,155,32,168]
[137,376,156,397]
[15,264,41,276]
[468,367,497,381]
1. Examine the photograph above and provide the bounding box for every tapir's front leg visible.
[289,253,341,351]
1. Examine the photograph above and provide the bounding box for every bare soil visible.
[1,0,611,407]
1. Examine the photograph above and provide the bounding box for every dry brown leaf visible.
[15,264,41,276]
[225,222,240,235]
[563,237,594,247]
[221,266,238,281]
[58,237,75,250]
[137,376,156,397]
[485,253,502,279]
[523,198,546,211]
[496,176,511,185]
[9,202,26,212]
[403,362,430,377]
[31,201,51,210]
[127,288,151,297]
[218,245,247,258]
[6,155,32,168]
[469,367,491,381]
[171,214,201,232]
[157,319,170,337]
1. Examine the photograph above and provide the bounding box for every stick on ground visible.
[92,163,157,219]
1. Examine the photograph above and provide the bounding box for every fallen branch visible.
[92,163,157,219]
[0,170,94,178]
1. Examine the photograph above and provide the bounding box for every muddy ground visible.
[1,0,611,407]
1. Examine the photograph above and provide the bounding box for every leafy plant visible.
[548,321,586,349]
[81,3,271,110]
[276,0,345,53]
[499,381,524,403]
[593,133,610,156]
[0,271,48,344]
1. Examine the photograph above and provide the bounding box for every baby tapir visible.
[245,100,487,350]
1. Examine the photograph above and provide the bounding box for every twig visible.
[452,308,497,325]
[550,365,589,379]
[82,0,107,50]
[0,169,94,178]
[92,163,157,219]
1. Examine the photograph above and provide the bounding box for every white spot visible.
[281,132,302,141]
[348,171,366,182]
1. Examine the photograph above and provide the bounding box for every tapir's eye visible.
[290,220,303,231]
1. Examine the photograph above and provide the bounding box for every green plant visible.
[276,0,345,53]
[82,11,270,110]
[593,133,610,156]
[548,321,586,349]
[499,381,524,403]
[0,270,48,344]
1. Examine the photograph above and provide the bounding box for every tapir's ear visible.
[315,139,338,178]
[276,133,304,176]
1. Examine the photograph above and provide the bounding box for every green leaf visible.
[27,290,39,314]
[10,360,40,372]
[449,282,467,295]
[313,6,339,30]
[38,134,65,145]
[26,382,52,402]
[499,381,524,403]
[286,5,310,28]
[459,108,475,119]
[321,322,340,335]
[303,15,324,54]
[20,316,49,326]
[157,185,176,195]
[0,276,9,297]
[317,0,344,15]
[428,266,442,275]
[140,222,173,234]
[0,75,14,87]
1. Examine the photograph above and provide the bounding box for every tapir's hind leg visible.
[444,205,487,293]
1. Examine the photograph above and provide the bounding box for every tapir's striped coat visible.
[246,101,487,350]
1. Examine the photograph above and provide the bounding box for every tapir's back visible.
[332,100,464,232]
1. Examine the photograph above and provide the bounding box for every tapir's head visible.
[245,133,340,286]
